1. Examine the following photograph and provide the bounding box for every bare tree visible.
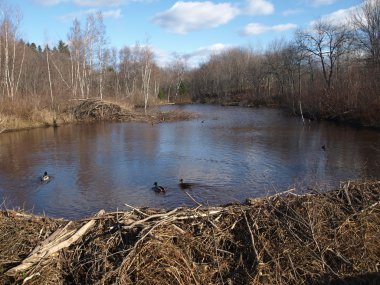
[68,19,83,98]
[95,12,106,99]
[296,20,352,93]
[110,47,119,96]
[141,44,153,112]
[45,45,53,104]
[84,14,96,99]
[119,46,133,97]
[351,0,380,66]
[66,12,107,99]
[0,4,25,100]
[172,54,187,100]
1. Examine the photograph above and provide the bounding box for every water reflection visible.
[0,105,379,219]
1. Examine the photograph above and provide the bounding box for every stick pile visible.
[73,99,133,121]
[71,99,198,123]
[1,180,379,284]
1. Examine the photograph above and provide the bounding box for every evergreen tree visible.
[43,44,50,52]
[30,42,37,51]
[178,81,186,96]
[57,40,70,55]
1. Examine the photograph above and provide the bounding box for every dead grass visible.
[0,180,379,284]
[0,96,77,132]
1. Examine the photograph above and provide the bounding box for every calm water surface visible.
[1,105,379,219]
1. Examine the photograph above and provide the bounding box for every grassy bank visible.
[1,180,379,284]
[0,97,75,133]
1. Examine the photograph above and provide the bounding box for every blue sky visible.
[12,0,361,66]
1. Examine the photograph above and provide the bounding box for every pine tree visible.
[57,40,70,55]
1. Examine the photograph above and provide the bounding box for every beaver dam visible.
[1,180,379,284]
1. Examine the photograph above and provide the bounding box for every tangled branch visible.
[1,180,379,284]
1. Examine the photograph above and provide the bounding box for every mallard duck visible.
[41,171,50,181]
[179,179,193,189]
[152,182,166,193]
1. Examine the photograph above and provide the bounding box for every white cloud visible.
[272,23,298,31]
[34,0,67,4]
[35,0,149,6]
[73,0,127,6]
[310,5,358,26]
[121,44,180,68]
[282,9,303,16]
[135,43,233,68]
[102,9,122,18]
[190,44,234,65]
[321,7,355,24]
[183,43,234,67]
[193,43,233,55]
[240,23,267,35]
[152,48,172,67]
[309,0,336,6]
[59,8,122,21]
[241,22,297,36]
[153,1,240,34]
[245,0,274,15]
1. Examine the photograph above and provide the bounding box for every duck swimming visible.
[41,171,50,181]
[179,179,193,189]
[152,182,166,193]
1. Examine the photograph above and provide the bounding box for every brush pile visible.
[1,180,379,284]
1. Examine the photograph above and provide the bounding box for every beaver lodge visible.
[71,99,197,124]
[1,180,379,284]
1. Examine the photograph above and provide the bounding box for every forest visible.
[0,0,379,130]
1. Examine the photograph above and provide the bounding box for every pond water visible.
[1,104,379,219]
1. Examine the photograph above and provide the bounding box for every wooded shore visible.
[1,180,379,284]
[1,97,379,136]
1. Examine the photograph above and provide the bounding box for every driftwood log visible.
[5,210,105,276]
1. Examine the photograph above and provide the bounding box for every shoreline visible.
[1,180,379,284]
[0,99,198,134]
[196,98,380,130]
[1,99,380,134]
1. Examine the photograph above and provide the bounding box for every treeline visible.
[188,0,380,126]
[0,2,187,113]
[0,0,379,127]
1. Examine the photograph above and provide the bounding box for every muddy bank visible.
[1,180,379,284]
